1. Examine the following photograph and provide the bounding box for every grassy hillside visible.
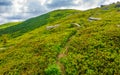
[0,2,120,75]
[0,22,21,29]
[0,9,80,38]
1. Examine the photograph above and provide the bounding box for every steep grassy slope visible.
[0,3,120,75]
[0,22,21,29]
[0,9,80,38]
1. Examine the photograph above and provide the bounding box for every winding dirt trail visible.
[56,35,76,75]
[56,47,68,75]
[56,27,80,75]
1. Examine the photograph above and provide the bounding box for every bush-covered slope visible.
[0,3,120,75]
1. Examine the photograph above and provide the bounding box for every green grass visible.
[0,22,21,29]
[0,2,120,75]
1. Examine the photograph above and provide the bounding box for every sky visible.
[0,0,120,24]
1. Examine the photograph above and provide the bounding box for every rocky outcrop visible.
[89,17,101,21]
[46,24,60,30]
[71,23,81,27]
[115,4,120,8]
[101,5,107,7]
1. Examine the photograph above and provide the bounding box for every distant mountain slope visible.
[0,2,120,75]
[0,9,80,38]
[0,22,21,29]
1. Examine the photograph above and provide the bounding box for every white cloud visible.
[12,0,28,13]
[0,0,120,24]
[39,0,46,5]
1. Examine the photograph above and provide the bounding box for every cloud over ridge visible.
[0,0,120,24]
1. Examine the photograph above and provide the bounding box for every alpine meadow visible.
[0,2,120,75]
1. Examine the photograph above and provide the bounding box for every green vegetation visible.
[0,2,120,75]
[45,64,61,75]
[0,22,21,29]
